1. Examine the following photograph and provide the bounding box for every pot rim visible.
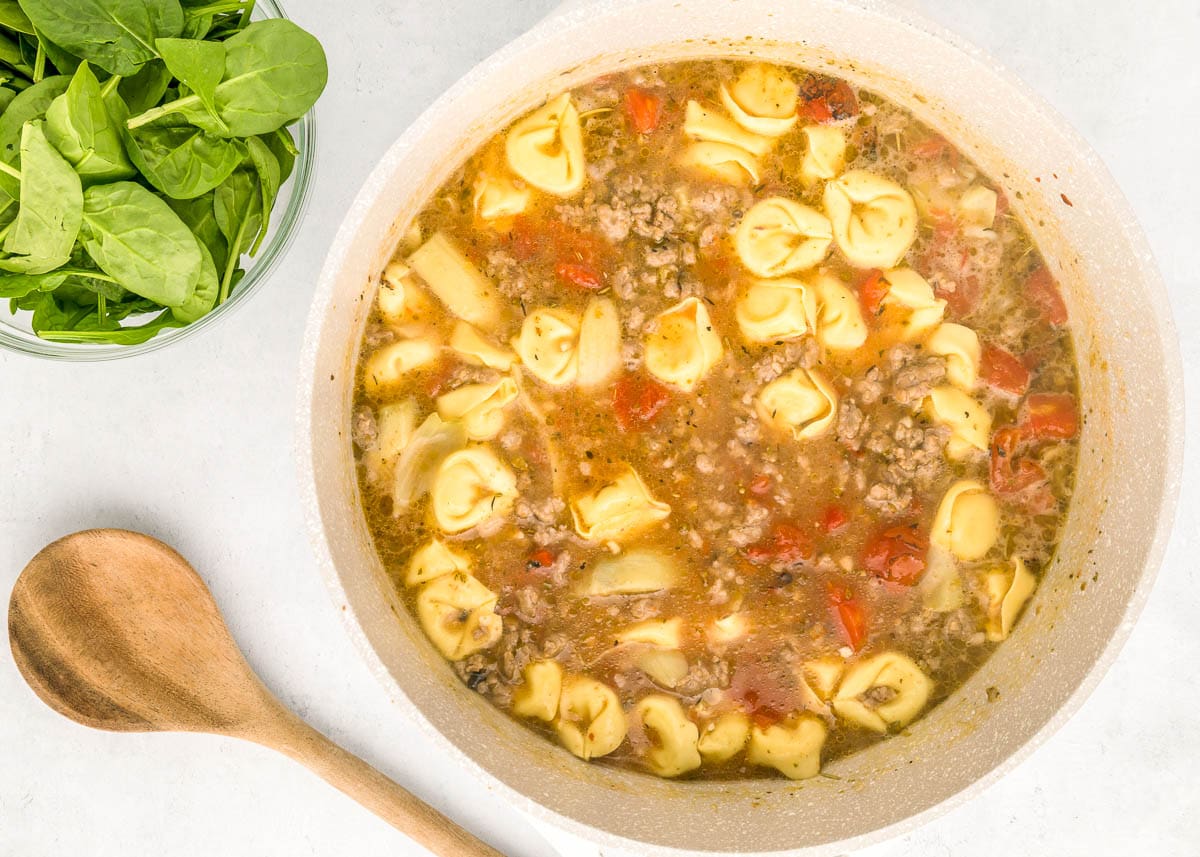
[297,1,1185,853]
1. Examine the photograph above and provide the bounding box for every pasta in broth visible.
[352,60,1080,780]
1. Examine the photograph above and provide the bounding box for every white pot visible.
[298,1,1185,853]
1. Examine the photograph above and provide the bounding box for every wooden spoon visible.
[8,528,503,857]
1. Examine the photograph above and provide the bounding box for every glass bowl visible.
[0,0,316,361]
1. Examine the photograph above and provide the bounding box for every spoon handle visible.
[256,709,504,857]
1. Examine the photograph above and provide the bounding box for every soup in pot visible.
[350,60,1080,780]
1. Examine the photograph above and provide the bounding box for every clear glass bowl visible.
[0,0,316,361]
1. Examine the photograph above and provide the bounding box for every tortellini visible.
[735,278,817,343]
[615,618,683,648]
[513,307,581,386]
[707,612,750,644]
[407,231,504,329]
[430,446,518,533]
[812,273,868,350]
[800,125,846,185]
[570,466,671,544]
[576,297,622,388]
[678,142,762,186]
[505,93,586,197]
[879,268,946,340]
[931,479,999,561]
[755,367,839,440]
[391,414,467,513]
[436,378,518,441]
[802,656,846,701]
[583,548,677,595]
[473,170,530,220]
[919,543,964,613]
[719,63,799,137]
[643,297,724,391]
[746,714,827,780]
[512,659,564,721]
[984,556,1037,641]
[735,197,833,277]
[449,321,517,371]
[405,537,470,587]
[926,323,981,390]
[362,399,419,485]
[832,652,933,733]
[824,171,918,269]
[555,676,627,760]
[959,184,998,231]
[362,337,440,397]
[697,712,751,762]
[635,695,702,777]
[926,386,992,458]
[378,262,437,333]
[683,101,773,156]
[636,649,690,688]
[415,572,502,660]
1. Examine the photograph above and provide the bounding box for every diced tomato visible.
[862,524,928,586]
[527,549,556,571]
[980,344,1030,396]
[909,135,959,167]
[554,261,602,290]
[748,473,772,496]
[820,505,849,534]
[989,426,1045,494]
[1021,393,1079,440]
[799,75,858,124]
[827,585,868,651]
[728,663,795,728]
[1025,266,1068,326]
[745,522,814,567]
[857,268,887,318]
[612,374,671,432]
[508,216,542,262]
[624,87,663,134]
[935,272,982,318]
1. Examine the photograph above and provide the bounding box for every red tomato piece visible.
[612,374,671,432]
[989,426,1046,494]
[1025,266,1068,326]
[748,473,772,496]
[799,75,858,123]
[624,87,663,134]
[827,586,869,651]
[527,549,556,570]
[728,663,795,728]
[980,344,1030,396]
[1021,393,1079,440]
[862,524,928,585]
[857,268,887,317]
[909,135,959,167]
[745,522,815,566]
[821,505,849,534]
[554,261,602,290]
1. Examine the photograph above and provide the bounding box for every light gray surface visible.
[0,1,1195,855]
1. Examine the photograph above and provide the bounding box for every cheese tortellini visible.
[926,386,992,458]
[407,232,504,329]
[683,101,773,157]
[362,336,440,397]
[583,548,677,595]
[571,466,671,543]
[430,446,518,533]
[812,273,868,350]
[576,297,622,388]
[931,480,999,561]
[513,307,581,386]
[879,268,946,340]
[735,277,817,343]
[415,572,502,660]
[719,63,799,137]
[959,184,999,231]
[755,367,839,440]
[636,695,702,777]
[405,537,470,587]
[833,652,933,733]
[746,714,827,780]
[824,171,918,269]
[361,399,419,485]
[449,321,517,371]
[513,659,564,721]
[984,556,1037,641]
[436,378,518,441]
[735,197,833,277]
[678,141,762,186]
[697,712,751,762]
[643,297,724,391]
[505,93,586,197]
[472,170,530,221]
[378,262,437,333]
[926,323,981,390]
[555,676,627,760]
[800,125,846,185]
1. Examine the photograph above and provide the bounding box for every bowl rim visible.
[0,0,317,362]
[297,1,1185,853]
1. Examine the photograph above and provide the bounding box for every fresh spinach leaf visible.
[212,165,258,300]
[79,180,201,306]
[0,268,67,296]
[0,86,16,114]
[0,0,34,35]
[171,234,216,322]
[262,126,296,183]
[0,120,83,274]
[127,19,327,137]
[0,73,68,199]
[0,30,34,79]
[29,289,73,328]
[167,190,226,272]
[39,308,183,343]
[154,36,226,130]
[243,134,277,254]
[17,0,185,77]
[33,27,81,76]
[118,59,171,115]
[45,62,137,184]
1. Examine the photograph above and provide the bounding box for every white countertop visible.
[1,1,1197,854]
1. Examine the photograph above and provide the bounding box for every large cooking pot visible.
[298,1,1184,852]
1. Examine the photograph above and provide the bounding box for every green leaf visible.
[38,308,183,343]
[0,120,83,274]
[0,0,34,35]
[243,134,277,254]
[154,36,225,129]
[263,126,297,183]
[128,19,327,137]
[0,86,16,114]
[44,61,137,184]
[170,234,216,322]
[0,268,68,296]
[167,190,226,273]
[0,73,67,199]
[0,29,34,79]
[79,180,201,306]
[17,0,184,77]
[118,59,171,114]
[213,165,260,256]
[34,27,81,77]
